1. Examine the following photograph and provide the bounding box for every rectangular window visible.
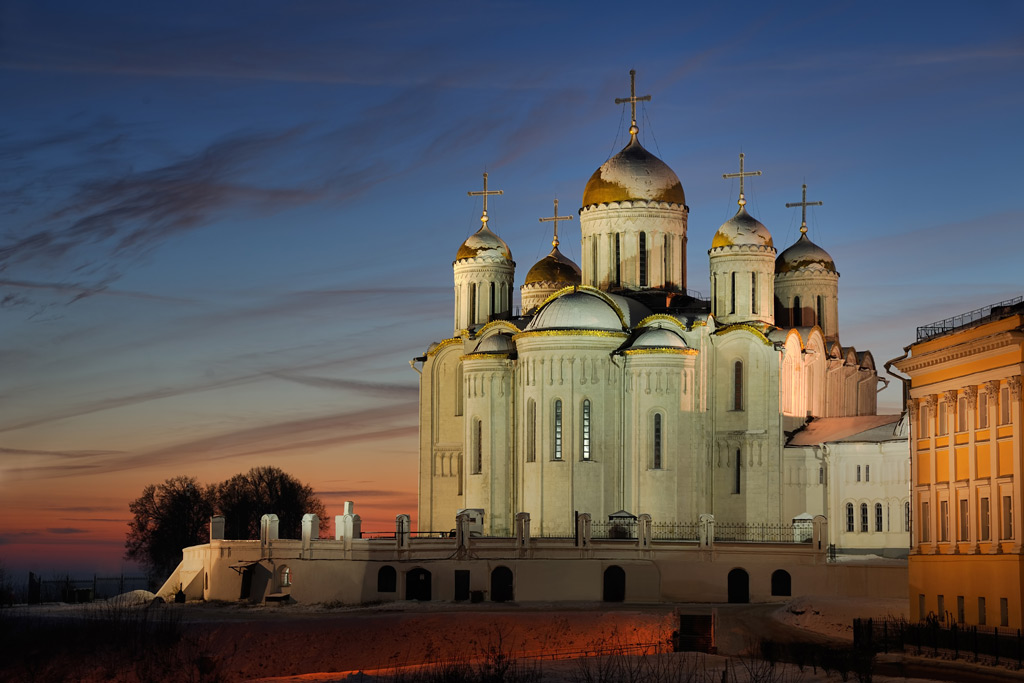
[979,597,986,626]
[919,594,926,621]
[733,361,743,411]
[614,234,621,286]
[937,402,947,436]
[653,414,662,469]
[638,232,648,287]
[1000,386,1011,425]
[875,503,883,533]
[751,273,758,315]
[980,497,991,541]
[919,406,930,438]
[819,467,824,485]
[816,295,824,328]
[940,500,949,542]
[553,400,562,460]
[846,503,854,532]
[664,234,670,288]
[1001,597,1009,627]
[921,501,931,543]
[957,396,968,432]
[581,399,591,461]
[959,498,969,541]
[473,420,483,474]
[860,504,868,533]
[979,392,989,429]
[730,272,736,314]
[734,449,742,494]
[526,401,536,463]
[856,465,861,482]
[957,596,965,624]
[1002,495,1013,539]
[937,595,945,621]
[866,465,870,482]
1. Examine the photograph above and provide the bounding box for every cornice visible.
[425,337,464,357]
[897,332,1023,373]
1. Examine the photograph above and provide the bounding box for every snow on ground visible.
[773,595,910,641]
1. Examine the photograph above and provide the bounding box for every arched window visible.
[730,272,736,314]
[771,569,792,597]
[819,466,824,484]
[581,399,591,460]
[860,503,869,532]
[472,419,483,474]
[553,399,562,460]
[377,566,397,592]
[663,234,670,288]
[712,275,718,314]
[455,364,463,416]
[279,566,291,588]
[793,296,802,326]
[856,465,861,482]
[866,465,870,482]
[489,282,495,319]
[614,234,621,286]
[591,238,598,284]
[526,400,536,463]
[639,232,648,287]
[751,273,758,315]
[816,295,824,328]
[846,503,854,532]
[469,284,476,324]
[875,503,883,532]
[733,361,743,411]
[734,449,742,494]
[653,413,663,469]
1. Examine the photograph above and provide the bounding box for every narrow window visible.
[793,296,802,326]
[591,238,598,285]
[614,234,621,286]
[455,364,464,416]
[816,295,824,328]
[860,503,868,533]
[957,596,965,624]
[553,400,562,460]
[875,503,883,533]
[937,402,947,436]
[751,273,758,315]
[919,594,926,621]
[856,465,861,482]
[663,234,670,288]
[957,396,967,432]
[846,503,854,532]
[734,449,742,494]
[472,419,483,474]
[919,405,929,438]
[818,467,824,485]
[937,595,945,621]
[489,282,495,319]
[1000,386,1011,425]
[979,392,989,429]
[959,498,969,541]
[1002,495,1013,539]
[712,274,717,314]
[1001,597,1009,627]
[469,284,477,324]
[733,361,743,411]
[921,501,931,543]
[638,232,648,287]
[653,413,663,469]
[978,597,986,626]
[980,497,990,541]
[940,500,949,541]
[905,501,911,533]
[866,465,870,482]
[581,399,591,461]
[526,400,536,463]
[730,272,736,314]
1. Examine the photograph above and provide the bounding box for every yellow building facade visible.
[894,299,1024,627]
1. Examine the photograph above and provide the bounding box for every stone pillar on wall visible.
[515,512,530,550]
[210,515,225,541]
[301,514,318,558]
[576,512,592,548]
[699,513,715,549]
[638,513,652,549]
[813,514,828,555]
[396,514,411,550]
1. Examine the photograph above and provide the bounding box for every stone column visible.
[301,514,318,557]
[986,381,1002,552]
[965,386,979,554]
[1010,376,1022,553]
[210,515,225,541]
[944,390,958,554]
[925,395,938,554]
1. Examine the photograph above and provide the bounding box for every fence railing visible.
[591,521,637,540]
[28,573,151,604]
[854,616,1024,666]
[916,296,1024,341]
[713,522,811,544]
[652,521,700,541]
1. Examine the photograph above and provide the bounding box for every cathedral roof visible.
[524,246,582,286]
[626,327,690,350]
[711,206,773,249]
[526,288,626,332]
[473,333,515,354]
[775,232,836,274]
[582,135,686,207]
[455,225,512,262]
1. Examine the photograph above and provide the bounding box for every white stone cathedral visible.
[415,76,881,538]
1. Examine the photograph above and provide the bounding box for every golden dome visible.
[455,225,512,262]
[582,135,686,207]
[776,233,836,274]
[711,206,773,249]
[524,246,582,286]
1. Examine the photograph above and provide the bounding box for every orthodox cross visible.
[614,69,651,135]
[539,198,574,248]
[722,153,762,207]
[785,184,823,234]
[468,172,503,225]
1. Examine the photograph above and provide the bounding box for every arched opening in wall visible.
[639,232,648,287]
[469,285,476,325]
[875,503,884,532]
[489,282,495,320]
[581,399,591,460]
[614,234,621,287]
[793,296,802,326]
[277,565,292,590]
[591,238,598,284]
[771,570,792,597]
[603,565,626,602]
[816,295,824,328]
[751,273,758,315]
[472,418,483,474]
[663,234,670,288]
[455,364,464,416]
[733,361,743,411]
[734,449,742,494]
[712,275,718,315]
[730,272,736,314]
[553,399,563,460]
[491,566,514,602]
[846,503,854,532]
[526,400,536,462]
[406,568,432,601]
[653,413,663,469]
[727,568,749,603]
[377,565,397,593]
[860,503,869,533]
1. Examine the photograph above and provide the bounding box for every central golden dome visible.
[582,135,686,207]
[524,246,582,286]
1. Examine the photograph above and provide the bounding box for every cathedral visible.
[415,73,882,539]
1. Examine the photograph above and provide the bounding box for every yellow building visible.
[894,298,1024,627]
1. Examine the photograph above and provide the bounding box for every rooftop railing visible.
[916,296,1023,341]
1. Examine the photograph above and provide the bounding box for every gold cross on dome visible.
[785,184,823,234]
[614,69,651,135]
[468,172,503,225]
[722,153,762,207]
[539,198,574,248]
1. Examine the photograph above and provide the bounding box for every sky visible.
[1,0,1022,576]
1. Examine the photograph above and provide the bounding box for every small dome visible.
[474,334,514,354]
[711,206,773,249]
[524,246,582,286]
[456,225,512,262]
[627,327,689,350]
[526,289,625,332]
[582,136,686,207]
[775,233,836,274]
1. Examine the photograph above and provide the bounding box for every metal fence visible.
[651,521,700,541]
[713,522,810,543]
[28,573,151,604]
[854,616,1024,666]
[916,296,1024,341]
[591,521,637,539]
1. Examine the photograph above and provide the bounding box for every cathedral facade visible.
[415,84,881,538]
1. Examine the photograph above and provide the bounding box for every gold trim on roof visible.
[476,320,522,337]
[636,314,687,331]
[513,329,629,340]
[623,348,698,356]
[425,337,464,357]
[533,284,629,330]
[461,353,513,361]
[714,324,773,346]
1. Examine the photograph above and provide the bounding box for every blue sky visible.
[1,0,1022,573]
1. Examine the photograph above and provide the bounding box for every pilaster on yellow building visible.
[894,297,1024,628]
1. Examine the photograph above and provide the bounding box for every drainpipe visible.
[610,349,627,512]
[883,349,910,408]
